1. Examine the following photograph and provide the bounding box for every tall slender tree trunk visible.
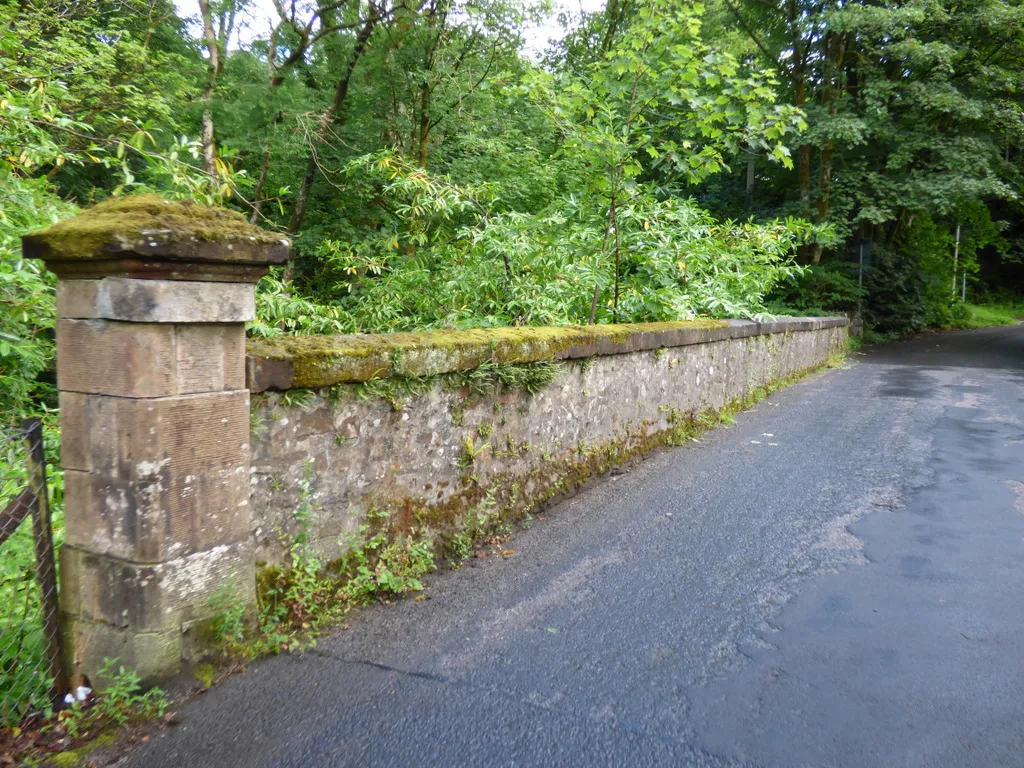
[795,77,810,205]
[286,12,379,238]
[786,0,810,207]
[600,0,625,55]
[249,147,272,224]
[198,0,223,182]
[810,32,846,265]
[416,82,431,168]
[412,0,449,169]
[745,153,755,212]
[810,142,833,264]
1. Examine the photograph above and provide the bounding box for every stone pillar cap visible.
[22,194,290,282]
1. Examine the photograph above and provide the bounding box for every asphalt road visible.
[125,326,1024,768]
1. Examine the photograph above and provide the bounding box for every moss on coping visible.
[247,320,730,389]
[23,193,286,260]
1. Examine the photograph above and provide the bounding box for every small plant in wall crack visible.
[465,487,500,542]
[447,532,472,563]
[457,435,490,468]
[280,389,316,410]
[448,359,562,396]
[250,395,269,437]
[208,583,249,656]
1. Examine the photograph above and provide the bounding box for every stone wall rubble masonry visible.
[247,318,847,566]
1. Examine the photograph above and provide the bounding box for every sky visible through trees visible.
[173,0,608,56]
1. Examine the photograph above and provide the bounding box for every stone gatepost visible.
[22,195,288,684]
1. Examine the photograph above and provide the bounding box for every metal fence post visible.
[21,418,67,706]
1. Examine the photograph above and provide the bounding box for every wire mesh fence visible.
[0,419,65,727]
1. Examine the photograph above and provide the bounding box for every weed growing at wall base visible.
[2,660,169,767]
[215,469,442,658]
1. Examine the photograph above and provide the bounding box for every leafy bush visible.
[767,261,864,316]
[0,177,73,425]
[861,244,934,335]
[311,153,810,332]
[0,176,69,724]
[340,536,436,605]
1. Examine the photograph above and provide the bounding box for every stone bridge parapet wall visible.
[247,317,847,565]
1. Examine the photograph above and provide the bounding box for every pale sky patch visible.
[173,0,607,57]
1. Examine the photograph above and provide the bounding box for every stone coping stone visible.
[246,316,847,392]
[23,194,289,280]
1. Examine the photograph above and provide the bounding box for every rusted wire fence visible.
[0,419,66,727]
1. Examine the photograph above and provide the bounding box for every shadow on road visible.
[859,324,1024,371]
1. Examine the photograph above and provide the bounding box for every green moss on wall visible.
[23,193,284,260]
[247,319,730,389]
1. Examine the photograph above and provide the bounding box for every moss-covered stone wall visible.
[247,318,848,565]
[245,318,846,391]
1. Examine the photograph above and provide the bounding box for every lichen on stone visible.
[23,193,286,260]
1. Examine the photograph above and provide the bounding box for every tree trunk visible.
[809,32,846,265]
[286,12,379,238]
[417,81,431,168]
[600,0,625,55]
[745,153,755,212]
[795,77,810,205]
[249,147,272,224]
[198,0,222,182]
[786,0,810,206]
[810,142,833,264]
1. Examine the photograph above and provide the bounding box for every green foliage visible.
[448,360,562,396]
[0,0,234,204]
[0,178,71,425]
[90,660,168,727]
[257,463,343,651]
[60,659,168,740]
[352,375,435,412]
[861,244,935,335]
[315,153,809,330]
[768,263,864,316]
[698,0,1024,329]
[457,436,490,468]
[243,464,440,656]
[339,535,435,605]
[0,180,71,728]
[956,303,1024,329]
[447,532,472,562]
[207,585,248,656]
[250,274,356,338]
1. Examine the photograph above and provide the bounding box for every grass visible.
[956,302,1024,329]
[857,301,1024,347]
